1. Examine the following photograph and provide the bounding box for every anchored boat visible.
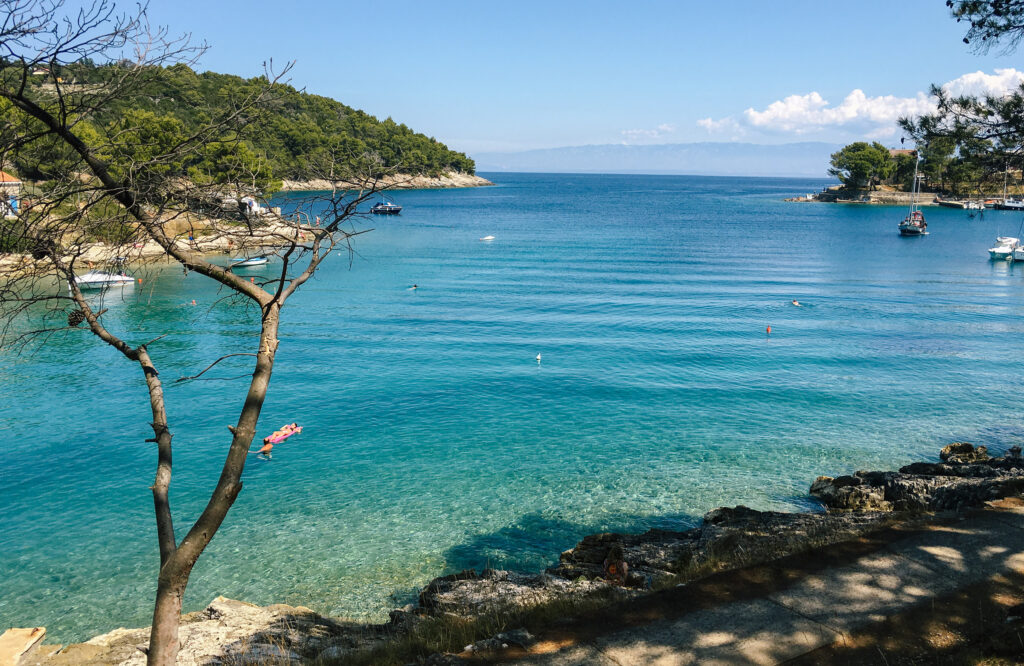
[229,255,268,268]
[898,150,927,236]
[989,237,1019,260]
[73,271,134,290]
[370,201,402,215]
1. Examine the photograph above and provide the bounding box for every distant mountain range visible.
[474,142,843,178]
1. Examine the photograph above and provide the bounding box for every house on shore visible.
[1,171,21,219]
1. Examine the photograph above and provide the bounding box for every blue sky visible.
[144,0,1020,155]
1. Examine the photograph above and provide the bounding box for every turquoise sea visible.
[4,172,1024,641]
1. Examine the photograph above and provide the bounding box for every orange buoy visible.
[137,278,142,284]
[766,325,772,335]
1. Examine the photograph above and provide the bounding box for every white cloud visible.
[697,117,741,133]
[942,68,1024,97]
[621,123,677,143]
[742,89,934,134]
[697,68,1024,139]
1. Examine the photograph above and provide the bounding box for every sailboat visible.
[995,165,1024,210]
[898,150,927,236]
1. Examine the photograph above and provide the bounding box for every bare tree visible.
[0,2,396,663]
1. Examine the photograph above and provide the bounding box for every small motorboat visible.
[479,235,495,241]
[989,237,1019,260]
[370,201,402,215]
[73,271,135,290]
[229,255,268,268]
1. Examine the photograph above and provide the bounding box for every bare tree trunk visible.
[138,347,176,566]
[145,306,280,666]
[148,572,188,664]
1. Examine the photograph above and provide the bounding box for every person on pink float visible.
[252,423,302,459]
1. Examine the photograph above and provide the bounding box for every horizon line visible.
[475,170,838,180]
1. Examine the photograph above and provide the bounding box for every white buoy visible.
[536,353,542,363]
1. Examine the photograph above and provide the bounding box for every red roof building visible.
[0,171,22,204]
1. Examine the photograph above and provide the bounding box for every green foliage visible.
[949,0,1024,52]
[889,4,1024,196]
[99,109,188,189]
[919,136,956,190]
[899,82,1023,195]
[88,62,469,178]
[0,219,34,253]
[892,152,918,190]
[827,141,892,190]
[3,62,475,186]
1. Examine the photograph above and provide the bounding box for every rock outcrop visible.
[547,506,895,588]
[810,444,1024,513]
[940,441,990,463]
[415,444,1024,630]
[26,597,390,666]
[416,569,626,619]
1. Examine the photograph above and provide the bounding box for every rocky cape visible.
[22,442,1024,665]
[278,171,493,192]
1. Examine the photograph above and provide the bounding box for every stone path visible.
[498,499,1024,665]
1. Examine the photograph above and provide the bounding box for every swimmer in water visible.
[409,284,418,290]
[791,300,801,307]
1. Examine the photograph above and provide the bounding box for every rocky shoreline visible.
[278,171,493,192]
[785,187,945,206]
[19,442,1024,664]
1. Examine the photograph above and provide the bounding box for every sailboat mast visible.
[911,149,920,214]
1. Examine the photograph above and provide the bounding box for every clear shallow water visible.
[5,173,1024,641]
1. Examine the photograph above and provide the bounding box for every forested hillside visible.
[4,61,475,183]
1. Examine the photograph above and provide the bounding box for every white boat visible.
[370,201,402,215]
[996,199,1024,211]
[229,255,268,268]
[989,237,1019,260]
[994,166,1024,210]
[73,271,135,290]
